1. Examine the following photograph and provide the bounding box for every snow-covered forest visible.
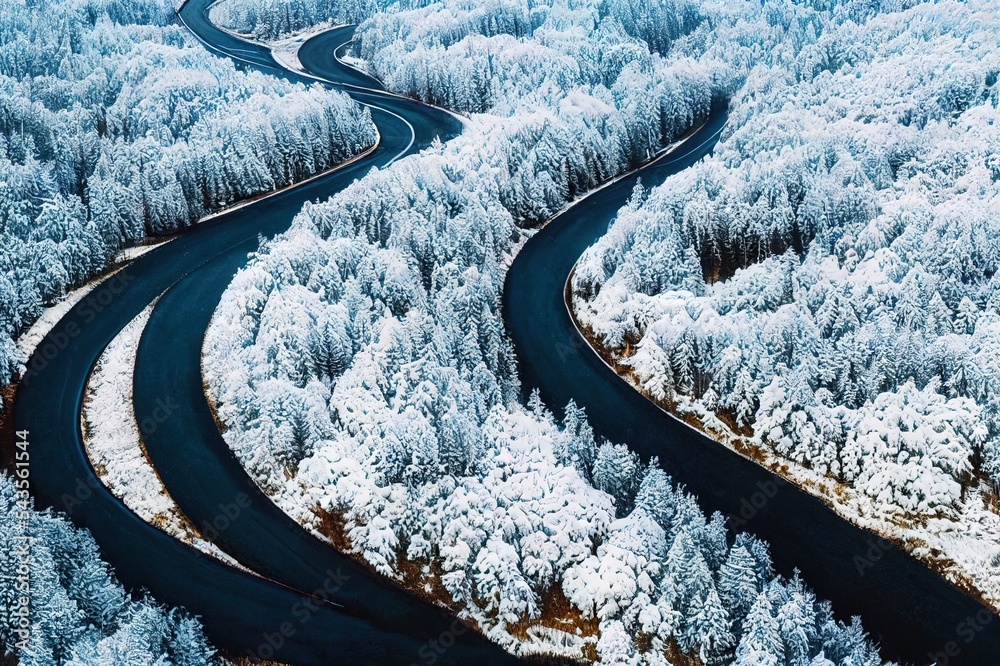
[203,0,887,662]
[208,0,389,40]
[572,0,1000,606]
[0,0,376,386]
[351,0,708,116]
[6,0,984,660]
[0,474,217,664]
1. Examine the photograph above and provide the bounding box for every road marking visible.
[177,5,417,165]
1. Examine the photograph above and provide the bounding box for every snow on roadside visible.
[16,241,170,367]
[268,23,342,76]
[337,52,367,72]
[16,281,103,366]
[82,302,241,568]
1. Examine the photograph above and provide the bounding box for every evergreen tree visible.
[718,544,762,630]
[734,592,784,666]
[685,587,734,666]
[634,464,676,529]
[592,443,643,516]
[562,400,597,480]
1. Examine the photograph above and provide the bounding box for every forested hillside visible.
[203,0,888,662]
[572,0,1000,607]
[0,0,376,386]
[0,475,217,663]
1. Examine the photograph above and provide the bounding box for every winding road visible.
[504,111,1000,665]
[10,0,999,664]
[14,2,517,664]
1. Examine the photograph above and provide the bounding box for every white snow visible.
[15,239,169,366]
[268,23,343,76]
[17,279,105,366]
[82,302,240,568]
[197,0,913,662]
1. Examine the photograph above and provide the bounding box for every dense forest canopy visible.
[5,0,982,660]
[0,0,376,386]
[0,476,217,663]
[351,0,706,115]
[207,0,400,40]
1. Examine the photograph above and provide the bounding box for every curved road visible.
[14,2,518,664]
[503,112,1000,664]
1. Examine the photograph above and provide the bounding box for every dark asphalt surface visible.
[503,103,1000,665]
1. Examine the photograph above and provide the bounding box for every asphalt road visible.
[503,102,1000,665]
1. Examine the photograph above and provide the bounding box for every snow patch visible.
[82,302,240,568]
